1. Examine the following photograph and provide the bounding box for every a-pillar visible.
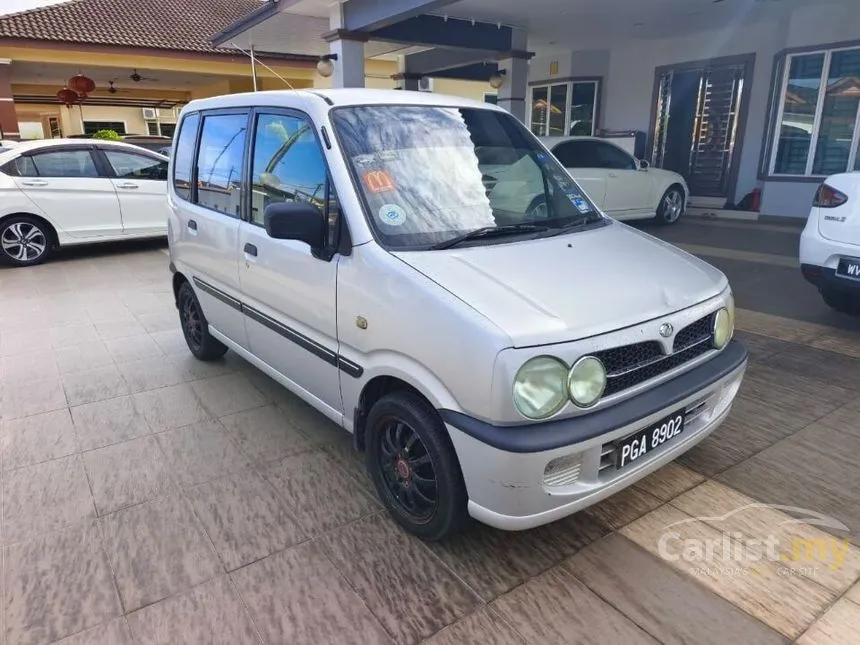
[0,59,19,141]
[325,7,366,88]
[496,29,529,123]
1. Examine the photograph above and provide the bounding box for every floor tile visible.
[3,455,95,543]
[219,405,314,464]
[848,581,860,604]
[83,436,175,515]
[671,480,860,593]
[569,533,788,645]
[62,365,130,407]
[156,421,251,488]
[0,329,53,357]
[133,383,210,430]
[171,354,236,382]
[0,349,58,383]
[810,330,860,360]
[150,329,188,356]
[739,364,854,421]
[126,577,260,645]
[620,504,834,639]
[55,341,114,375]
[734,330,799,361]
[53,618,134,645]
[94,318,147,341]
[1,408,78,470]
[797,596,860,645]
[816,405,860,437]
[421,608,526,645]
[760,344,860,391]
[322,513,479,642]
[116,357,186,394]
[264,450,379,535]
[632,462,706,502]
[321,437,373,491]
[491,563,658,645]
[104,334,163,365]
[71,395,152,451]
[0,376,67,420]
[582,486,664,530]
[100,496,223,613]
[49,324,101,349]
[230,542,392,645]
[4,521,121,644]
[135,311,178,334]
[192,374,267,418]
[186,470,304,571]
[276,391,348,445]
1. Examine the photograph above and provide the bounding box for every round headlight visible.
[568,356,607,408]
[513,356,569,420]
[713,307,734,349]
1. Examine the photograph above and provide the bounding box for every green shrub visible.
[92,129,121,140]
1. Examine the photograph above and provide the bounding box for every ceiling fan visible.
[129,69,159,83]
[107,80,134,94]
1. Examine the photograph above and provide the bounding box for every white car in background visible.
[0,139,169,266]
[543,136,688,224]
[800,173,860,314]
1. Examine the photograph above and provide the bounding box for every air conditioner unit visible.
[141,108,157,121]
[418,77,434,92]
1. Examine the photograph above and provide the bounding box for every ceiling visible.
[10,61,226,92]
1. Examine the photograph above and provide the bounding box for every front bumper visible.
[442,340,747,531]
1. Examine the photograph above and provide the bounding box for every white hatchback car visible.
[800,173,860,314]
[542,136,688,224]
[168,89,746,541]
[0,139,169,266]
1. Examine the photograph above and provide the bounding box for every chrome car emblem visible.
[659,323,674,338]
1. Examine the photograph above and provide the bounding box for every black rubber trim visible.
[169,262,176,274]
[193,277,241,311]
[191,278,365,378]
[440,340,748,454]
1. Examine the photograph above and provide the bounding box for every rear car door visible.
[8,146,123,238]
[99,147,169,237]
[551,140,608,208]
[238,110,342,413]
[593,141,654,216]
[169,110,250,349]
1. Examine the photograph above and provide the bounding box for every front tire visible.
[655,186,685,225]
[821,288,860,315]
[365,391,467,541]
[0,216,52,267]
[177,281,228,361]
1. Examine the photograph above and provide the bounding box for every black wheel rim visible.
[377,418,438,524]
[179,291,203,351]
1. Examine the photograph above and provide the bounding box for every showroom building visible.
[217,0,860,219]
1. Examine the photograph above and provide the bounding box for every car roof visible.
[183,88,503,114]
[0,138,168,163]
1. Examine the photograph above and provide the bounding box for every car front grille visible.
[594,313,715,397]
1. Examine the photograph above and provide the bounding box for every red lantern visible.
[57,87,79,106]
[68,73,96,96]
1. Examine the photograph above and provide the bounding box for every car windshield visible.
[331,105,604,250]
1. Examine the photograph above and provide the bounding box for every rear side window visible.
[173,113,199,200]
[553,141,597,168]
[195,113,248,217]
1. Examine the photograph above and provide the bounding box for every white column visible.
[330,38,365,88]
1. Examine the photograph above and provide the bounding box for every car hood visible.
[393,222,727,347]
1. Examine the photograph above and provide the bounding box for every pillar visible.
[496,29,529,123]
[0,59,20,141]
[326,6,365,88]
[394,56,421,91]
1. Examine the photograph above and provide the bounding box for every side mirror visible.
[264,201,325,249]
[638,159,650,170]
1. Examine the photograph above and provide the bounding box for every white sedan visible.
[0,139,169,266]
[799,173,860,314]
[543,136,688,224]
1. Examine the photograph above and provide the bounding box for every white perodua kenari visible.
[167,89,746,541]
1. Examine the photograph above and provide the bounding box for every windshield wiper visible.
[430,224,548,250]
[545,217,600,237]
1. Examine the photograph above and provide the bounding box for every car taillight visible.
[813,183,848,208]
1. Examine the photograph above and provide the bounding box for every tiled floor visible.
[0,220,859,644]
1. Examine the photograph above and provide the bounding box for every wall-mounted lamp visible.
[488,69,507,90]
[317,53,338,78]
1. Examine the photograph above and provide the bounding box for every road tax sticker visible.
[566,190,591,213]
[362,170,396,193]
[536,152,549,163]
[378,203,407,226]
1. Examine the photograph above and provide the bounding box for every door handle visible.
[244,243,258,257]
[608,172,618,178]
[187,219,197,231]
[21,180,48,187]
[116,182,139,190]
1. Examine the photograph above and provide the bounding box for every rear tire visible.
[365,391,468,541]
[655,186,685,225]
[177,281,228,361]
[0,215,53,267]
[821,288,860,315]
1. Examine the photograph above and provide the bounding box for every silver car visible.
[167,89,746,541]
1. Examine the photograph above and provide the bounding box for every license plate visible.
[836,257,860,281]
[615,411,685,470]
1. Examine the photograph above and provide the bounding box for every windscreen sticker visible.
[355,154,376,166]
[536,152,549,163]
[565,189,591,213]
[377,150,400,161]
[362,170,396,194]
[378,203,407,226]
